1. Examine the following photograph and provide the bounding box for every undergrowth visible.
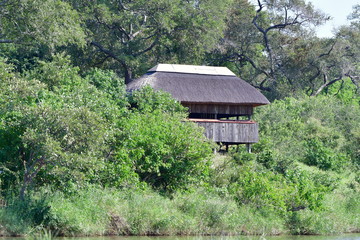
[0,185,358,237]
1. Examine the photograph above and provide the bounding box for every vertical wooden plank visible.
[194,121,259,144]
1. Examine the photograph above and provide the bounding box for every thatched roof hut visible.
[127,64,269,106]
[127,64,270,146]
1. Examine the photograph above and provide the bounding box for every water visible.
[76,236,360,240]
[66,235,360,240]
[1,235,360,240]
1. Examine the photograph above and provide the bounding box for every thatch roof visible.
[127,64,270,106]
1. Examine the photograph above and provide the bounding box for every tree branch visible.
[20,156,46,199]
[254,78,272,92]
[252,2,275,77]
[237,53,271,78]
[318,40,336,58]
[132,36,159,57]
[90,41,133,83]
[312,74,343,96]
[0,39,13,43]
[90,41,122,63]
[345,72,360,91]
[118,0,130,10]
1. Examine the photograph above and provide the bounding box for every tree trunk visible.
[19,157,45,200]
[124,67,133,84]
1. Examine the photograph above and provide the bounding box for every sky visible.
[304,0,358,37]
[248,0,358,38]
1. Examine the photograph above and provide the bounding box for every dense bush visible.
[0,56,118,197]
[210,157,330,215]
[254,96,360,171]
[111,87,214,193]
[0,57,214,197]
[0,187,287,236]
[208,95,360,233]
[304,138,348,171]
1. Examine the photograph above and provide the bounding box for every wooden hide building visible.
[127,64,270,150]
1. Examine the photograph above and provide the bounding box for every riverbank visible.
[1,94,359,237]
[0,186,359,237]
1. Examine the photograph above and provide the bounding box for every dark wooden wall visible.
[182,103,253,116]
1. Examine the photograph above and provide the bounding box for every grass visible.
[0,187,288,236]
[0,185,359,237]
[287,188,360,235]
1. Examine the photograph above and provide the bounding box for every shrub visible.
[110,87,214,193]
[115,110,213,193]
[304,138,347,171]
[0,194,50,236]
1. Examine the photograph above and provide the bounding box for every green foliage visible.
[0,56,119,196]
[227,161,289,213]
[284,165,331,212]
[0,54,216,198]
[127,86,186,114]
[252,138,281,171]
[0,0,85,48]
[235,96,360,215]
[208,0,360,99]
[325,78,360,106]
[209,95,360,219]
[0,193,51,235]
[122,189,184,235]
[116,109,213,193]
[0,187,287,236]
[85,68,127,107]
[287,190,360,235]
[0,167,359,237]
[66,0,231,81]
[99,87,214,193]
[222,161,327,214]
[304,138,348,171]
[26,53,83,91]
[255,96,360,171]
[46,189,109,235]
[27,229,56,240]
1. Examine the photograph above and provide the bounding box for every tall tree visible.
[208,0,337,99]
[0,0,85,47]
[0,55,119,198]
[67,0,232,83]
[287,4,360,97]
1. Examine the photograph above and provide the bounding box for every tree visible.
[292,4,360,97]
[250,0,327,85]
[67,0,232,83]
[208,0,344,99]
[0,0,85,48]
[0,0,86,75]
[0,55,120,198]
[210,0,360,99]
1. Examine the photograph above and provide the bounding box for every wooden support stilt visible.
[246,143,252,153]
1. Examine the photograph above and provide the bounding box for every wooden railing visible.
[189,119,259,144]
